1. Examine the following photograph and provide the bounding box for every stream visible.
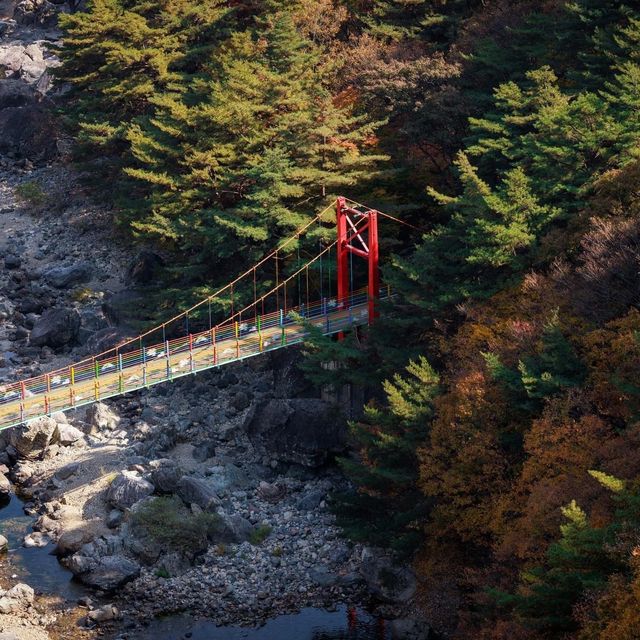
[0,492,86,601]
[0,493,391,639]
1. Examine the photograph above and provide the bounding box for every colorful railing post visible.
[211,327,217,365]
[235,321,240,358]
[189,334,195,372]
[257,315,263,351]
[279,309,286,346]
[70,366,76,407]
[142,346,148,387]
[45,373,51,415]
[165,340,171,380]
[20,381,26,422]
[94,359,100,401]
[118,353,124,393]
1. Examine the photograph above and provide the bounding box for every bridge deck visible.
[0,291,377,431]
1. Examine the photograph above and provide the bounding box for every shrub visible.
[155,566,170,579]
[15,181,46,207]
[130,496,222,555]
[249,524,272,545]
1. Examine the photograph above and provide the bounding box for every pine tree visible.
[122,4,386,277]
[334,356,439,556]
[56,0,230,177]
[346,0,476,46]
[387,153,559,313]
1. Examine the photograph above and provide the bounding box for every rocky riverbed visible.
[0,2,429,639]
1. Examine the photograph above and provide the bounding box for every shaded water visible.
[0,493,86,600]
[133,605,391,640]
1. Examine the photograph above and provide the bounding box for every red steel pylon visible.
[336,196,380,325]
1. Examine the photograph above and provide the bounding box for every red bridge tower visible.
[336,197,380,324]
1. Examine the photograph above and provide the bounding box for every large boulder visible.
[0,472,10,496]
[177,476,221,512]
[216,513,254,543]
[359,548,417,604]
[83,327,132,355]
[44,262,93,289]
[13,0,59,28]
[76,555,140,590]
[84,402,120,432]
[106,471,154,510]
[126,250,164,285]
[102,289,145,326]
[30,307,80,348]
[243,398,347,467]
[149,463,181,494]
[0,79,35,109]
[9,415,59,459]
[0,583,34,614]
[0,105,58,161]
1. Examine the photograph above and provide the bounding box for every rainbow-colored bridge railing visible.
[0,286,391,431]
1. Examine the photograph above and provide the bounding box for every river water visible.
[0,494,390,639]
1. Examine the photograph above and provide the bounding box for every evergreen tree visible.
[346,0,477,46]
[123,4,386,276]
[388,153,559,313]
[334,356,439,556]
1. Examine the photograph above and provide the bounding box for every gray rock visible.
[177,476,221,512]
[30,307,81,348]
[126,250,164,285]
[58,423,83,445]
[106,471,154,510]
[23,531,48,548]
[0,472,10,496]
[244,398,347,467]
[297,489,324,511]
[84,402,120,432]
[149,464,181,494]
[102,289,145,326]
[3,254,21,269]
[0,534,8,553]
[77,555,140,590]
[106,509,123,529]
[217,513,254,543]
[87,603,119,623]
[0,583,34,614]
[359,548,417,604]
[206,463,249,494]
[55,528,93,557]
[232,390,251,411]
[192,440,216,462]
[309,565,338,587]
[0,79,34,110]
[84,327,132,355]
[9,415,59,459]
[0,104,58,161]
[44,263,93,289]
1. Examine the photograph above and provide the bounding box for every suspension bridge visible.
[0,198,401,431]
